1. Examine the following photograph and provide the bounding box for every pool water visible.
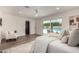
[43,28,63,34]
[51,28,63,33]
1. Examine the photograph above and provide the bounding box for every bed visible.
[31,36,79,53]
[48,40,79,53]
[32,29,79,53]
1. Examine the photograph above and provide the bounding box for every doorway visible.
[25,21,30,35]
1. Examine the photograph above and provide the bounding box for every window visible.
[43,18,63,34]
[43,20,51,34]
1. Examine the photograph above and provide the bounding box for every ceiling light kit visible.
[56,7,60,10]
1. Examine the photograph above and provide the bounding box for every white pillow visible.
[48,33,59,37]
[68,29,79,46]
[5,31,8,34]
[1,31,6,39]
[58,32,63,39]
[61,35,69,43]
[9,31,14,34]
[58,30,69,40]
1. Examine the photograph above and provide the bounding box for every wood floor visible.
[0,34,40,51]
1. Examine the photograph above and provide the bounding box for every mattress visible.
[48,40,79,53]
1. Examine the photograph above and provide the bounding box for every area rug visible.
[3,41,34,53]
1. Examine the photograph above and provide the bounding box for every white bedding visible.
[31,36,57,53]
[48,40,79,53]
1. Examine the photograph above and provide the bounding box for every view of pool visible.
[43,28,63,34]
[51,28,63,33]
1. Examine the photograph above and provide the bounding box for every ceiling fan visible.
[24,6,39,16]
[24,6,30,8]
[34,9,38,16]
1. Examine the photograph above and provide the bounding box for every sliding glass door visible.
[43,20,51,34]
[43,18,63,34]
[51,18,62,33]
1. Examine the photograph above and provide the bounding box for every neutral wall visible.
[35,19,43,35]
[36,8,79,35]
[0,12,35,36]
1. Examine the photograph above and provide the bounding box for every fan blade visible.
[24,6,30,8]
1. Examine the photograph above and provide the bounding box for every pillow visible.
[9,31,14,34]
[48,33,59,37]
[1,31,6,39]
[8,31,10,34]
[58,30,69,40]
[68,29,79,46]
[61,35,69,43]
[5,31,8,34]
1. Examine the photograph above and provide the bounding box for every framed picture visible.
[76,18,79,22]
[0,18,2,26]
[69,19,74,25]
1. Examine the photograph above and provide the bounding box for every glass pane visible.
[51,18,63,33]
[43,20,51,34]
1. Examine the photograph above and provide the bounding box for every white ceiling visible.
[0,6,78,19]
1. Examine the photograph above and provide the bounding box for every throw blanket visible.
[31,36,57,53]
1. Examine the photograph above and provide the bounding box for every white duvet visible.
[31,36,57,53]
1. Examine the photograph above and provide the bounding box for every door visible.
[25,21,30,35]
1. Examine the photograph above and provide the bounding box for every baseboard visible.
[17,33,42,37]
